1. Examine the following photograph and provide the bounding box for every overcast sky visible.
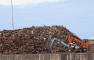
[0,0,94,39]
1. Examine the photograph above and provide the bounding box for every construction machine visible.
[68,35,89,52]
[49,37,78,52]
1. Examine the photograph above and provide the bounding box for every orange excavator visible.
[68,35,89,52]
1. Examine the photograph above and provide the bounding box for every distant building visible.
[89,39,94,45]
[89,39,94,52]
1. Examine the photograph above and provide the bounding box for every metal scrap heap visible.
[0,26,78,54]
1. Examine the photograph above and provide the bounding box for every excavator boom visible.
[49,38,69,49]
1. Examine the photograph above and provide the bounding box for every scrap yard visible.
[0,25,93,60]
[0,0,94,60]
[0,25,90,54]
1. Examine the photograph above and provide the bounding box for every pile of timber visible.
[0,26,79,54]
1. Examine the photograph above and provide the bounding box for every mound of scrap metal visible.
[0,26,79,54]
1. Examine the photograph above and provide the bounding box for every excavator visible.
[68,35,89,52]
[49,37,78,52]
[49,38,77,48]
[49,35,89,52]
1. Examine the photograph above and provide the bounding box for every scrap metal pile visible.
[0,26,79,54]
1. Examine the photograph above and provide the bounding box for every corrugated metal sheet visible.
[0,53,94,60]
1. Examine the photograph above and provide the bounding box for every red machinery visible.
[68,35,89,51]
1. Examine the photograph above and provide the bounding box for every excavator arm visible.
[49,38,69,49]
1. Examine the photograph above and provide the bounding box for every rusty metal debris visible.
[0,26,79,54]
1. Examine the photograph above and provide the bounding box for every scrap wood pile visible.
[0,26,79,54]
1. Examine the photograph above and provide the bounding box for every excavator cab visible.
[83,39,88,43]
[81,39,89,52]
